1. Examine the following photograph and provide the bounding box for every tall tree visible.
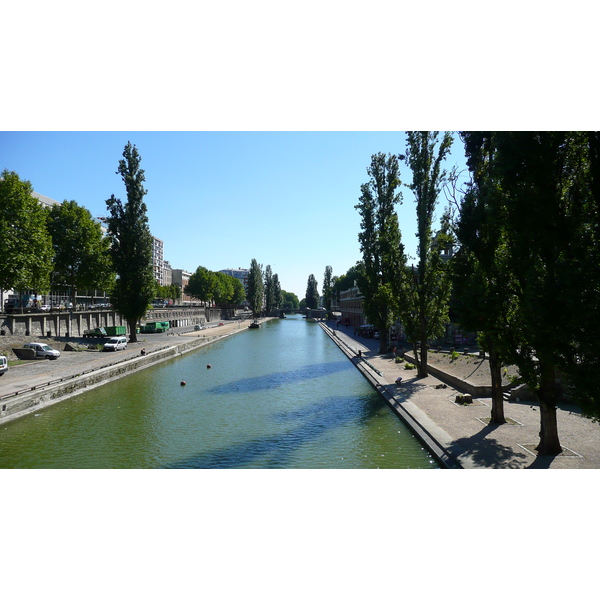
[247,258,264,318]
[355,153,406,352]
[305,274,320,309]
[272,273,282,310]
[230,277,246,307]
[322,265,333,311]
[281,290,300,310]
[0,171,53,299]
[185,266,217,304]
[488,131,590,454]
[400,132,453,377]
[47,200,113,308]
[452,132,514,424]
[105,142,155,343]
[264,265,276,314]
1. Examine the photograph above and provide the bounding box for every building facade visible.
[171,269,193,304]
[152,236,164,286]
[219,268,249,292]
[338,285,365,328]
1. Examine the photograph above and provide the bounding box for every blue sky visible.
[0,131,468,299]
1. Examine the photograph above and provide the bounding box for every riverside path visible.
[321,320,600,469]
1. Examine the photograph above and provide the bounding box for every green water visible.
[0,315,437,468]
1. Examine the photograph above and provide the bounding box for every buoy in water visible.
[207,364,211,369]
[180,381,186,386]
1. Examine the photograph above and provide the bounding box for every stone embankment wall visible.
[0,331,235,426]
[1,307,212,337]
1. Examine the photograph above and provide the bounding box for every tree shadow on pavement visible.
[445,424,529,469]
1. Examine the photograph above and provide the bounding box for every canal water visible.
[0,315,436,468]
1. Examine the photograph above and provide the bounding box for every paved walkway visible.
[323,321,600,469]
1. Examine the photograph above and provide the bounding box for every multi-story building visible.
[171,269,193,304]
[152,236,164,286]
[163,260,172,286]
[219,268,249,292]
[339,285,364,328]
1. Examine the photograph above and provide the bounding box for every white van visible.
[103,337,128,351]
[23,342,60,360]
[0,355,8,376]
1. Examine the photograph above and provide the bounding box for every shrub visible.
[404,363,416,370]
[395,356,404,363]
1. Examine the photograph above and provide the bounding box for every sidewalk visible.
[323,321,600,469]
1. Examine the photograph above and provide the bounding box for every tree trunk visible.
[128,318,138,343]
[488,342,506,424]
[535,361,563,455]
[418,317,428,378]
[412,342,421,374]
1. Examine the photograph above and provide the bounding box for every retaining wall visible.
[0,331,240,426]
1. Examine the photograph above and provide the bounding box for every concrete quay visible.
[0,318,261,425]
[320,321,600,469]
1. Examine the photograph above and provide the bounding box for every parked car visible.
[40,305,52,312]
[0,355,8,376]
[22,342,60,360]
[103,337,128,351]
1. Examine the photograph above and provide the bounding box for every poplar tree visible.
[272,273,282,309]
[264,265,276,314]
[488,131,590,454]
[105,142,155,343]
[452,132,514,424]
[247,258,264,318]
[400,132,453,377]
[355,153,406,353]
[305,274,320,309]
[322,265,333,311]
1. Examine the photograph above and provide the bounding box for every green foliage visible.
[355,153,406,351]
[454,131,600,449]
[322,265,333,310]
[47,200,114,305]
[230,277,246,306]
[281,290,300,310]
[247,258,264,317]
[185,267,244,307]
[185,266,217,304]
[397,132,453,375]
[404,363,416,370]
[395,356,404,363]
[264,265,281,313]
[0,170,53,293]
[105,142,155,341]
[305,274,320,309]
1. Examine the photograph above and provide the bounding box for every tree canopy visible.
[247,259,264,318]
[46,199,113,307]
[355,152,406,352]
[305,274,320,309]
[0,170,53,294]
[105,142,155,342]
[322,265,333,311]
[399,132,453,376]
